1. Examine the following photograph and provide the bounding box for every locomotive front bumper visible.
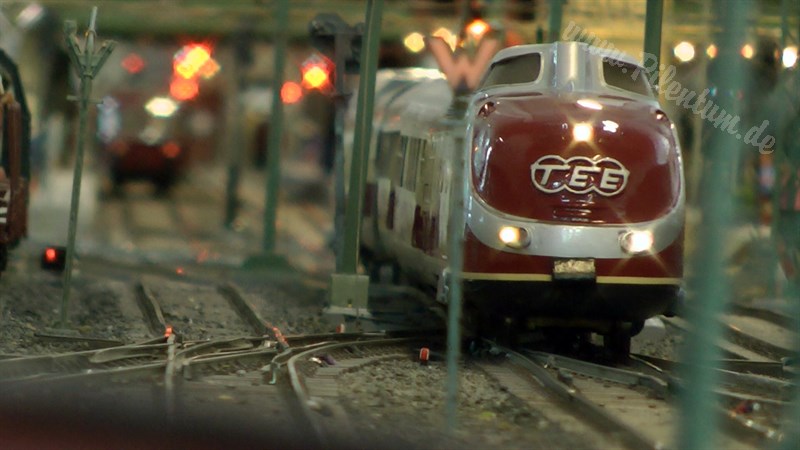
[461,276,682,326]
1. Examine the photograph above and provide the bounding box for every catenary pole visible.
[677,1,749,448]
[547,0,563,42]
[60,8,114,328]
[261,0,288,254]
[643,0,663,85]
[340,0,383,275]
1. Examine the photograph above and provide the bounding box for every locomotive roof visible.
[477,41,659,105]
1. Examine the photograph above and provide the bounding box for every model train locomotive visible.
[0,50,30,273]
[357,41,685,352]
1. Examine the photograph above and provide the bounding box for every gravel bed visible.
[244,278,331,335]
[337,358,599,450]
[631,320,685,360]
[147,278,253,340]
[0,270,136,355]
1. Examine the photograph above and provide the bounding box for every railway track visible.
[473,344,791,450]
[3,266,795,449]
[285,337,427,448]
[662,314,797,363]
[477,345,663,450]
[2,280,281,383]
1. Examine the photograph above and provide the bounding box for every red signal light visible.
[302,65,329,89]
[281,81,303,104]
[121,53,145,74]
[174,43,213,79]
[466,19,490,40]
[301,54,333,91]
[170,76,199,101]
[41,246,67,271]
[161,142,181,159]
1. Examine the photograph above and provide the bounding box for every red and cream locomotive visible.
[358,41,684,351]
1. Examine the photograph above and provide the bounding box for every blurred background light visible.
[174,43,215,79]
[120,53,145,74]
[170,76,199,101]
[404,32,425,53]
[466,19,490,41]
[741,43,754,59]
[145,97,179,118]
[432,27,457,51]
[15,3,44,29]
[783,46,798,68]
[673,41,696,62]
[281,81,303,104]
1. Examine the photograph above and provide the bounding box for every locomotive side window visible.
[602,58,652,96]
[403,137,422,189]
[390,136,408,186]
[376,131,400,175]
[418,140,433,205]
[479,53,542,89]
[0,106,4,164]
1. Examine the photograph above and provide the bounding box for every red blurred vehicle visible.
[0,50,30,273]
[106,137,185,193]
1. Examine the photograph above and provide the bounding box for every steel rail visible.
[135,278,169,337]
[495,345,662,450]
[286,337,422,448]
[217,282,270,336]
[519,348,787,447]
[633,353,789,379]
[663,316,795,361]
[723,323,796,361]
[601,354,789,443]
[0,342,169,383]
[729,304,794,330]
[525,350,670,399]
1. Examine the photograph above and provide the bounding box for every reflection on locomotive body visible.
[106,137,185,193]
[358,42,686,352]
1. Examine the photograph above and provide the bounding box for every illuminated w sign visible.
[425,37,500,92]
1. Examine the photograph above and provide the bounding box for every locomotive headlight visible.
[499,226,530,249]
[620,230,654,254]
[572,123,593,142]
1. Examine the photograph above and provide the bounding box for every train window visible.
[403,138,421,189]
[391,136,408,185]
[0,111,4,164]
[479,53,541,89]
[376,131,400,175]
[602,58,652,96]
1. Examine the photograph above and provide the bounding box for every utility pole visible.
[677,1,749,448]
[547,0,563,42]
[245,0,289,268]
[643,0,664,86]
[329,0,383,312]
[59,7,114,329]
[309,13,364,273]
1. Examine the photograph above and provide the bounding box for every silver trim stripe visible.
[466,194,684,259]
[462,272,682,285]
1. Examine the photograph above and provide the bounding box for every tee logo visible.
[530,155,629,196]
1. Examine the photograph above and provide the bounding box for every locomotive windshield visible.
[479,53,542,89]
[602,58,653,97]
